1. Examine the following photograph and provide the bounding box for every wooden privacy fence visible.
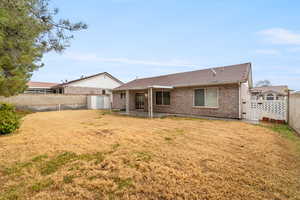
[245,100,287,122]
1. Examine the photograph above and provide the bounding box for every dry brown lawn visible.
[0,110,300,200]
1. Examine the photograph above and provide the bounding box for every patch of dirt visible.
[199,159,216,173]
[94,129,114,136]
[0,110,299,200]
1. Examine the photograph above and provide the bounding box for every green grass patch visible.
[113,177,134,190]
[30,178,54,192]
[1,152,106,178]
[2,161,32,176]
[31,154,48,162]
[87,175,99,181]
[134,151,152,162]
[0,183,25,200]
[80,152,105,165]
[63,175,75,184]
[112,143,120,151]
[67,162,83,171]
[39,152,105,175]
[39,152,78,175]
[260,123,300,152]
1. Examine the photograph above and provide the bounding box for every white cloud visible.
[258,28,300,45]
[254,49,280,55]
[64,52,198,67]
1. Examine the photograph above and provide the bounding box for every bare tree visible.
[255,80,272,87]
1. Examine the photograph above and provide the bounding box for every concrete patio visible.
[115,111,246,122]
[117,111,170,118]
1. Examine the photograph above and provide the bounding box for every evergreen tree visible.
[0,0,87,96]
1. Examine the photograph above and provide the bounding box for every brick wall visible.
[112,84,240,118]
[152,85,239,118]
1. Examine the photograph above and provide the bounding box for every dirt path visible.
[0,110,299,200]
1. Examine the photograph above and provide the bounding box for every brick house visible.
[112,63,253,119]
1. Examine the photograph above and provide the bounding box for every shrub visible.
[0,103,15,112]
[0,103,20,135]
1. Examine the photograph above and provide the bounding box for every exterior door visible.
[135,93,145,110]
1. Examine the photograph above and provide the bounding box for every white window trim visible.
[155,91,171,106]
[193,87,219,109]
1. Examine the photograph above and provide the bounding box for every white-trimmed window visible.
[194,88,218,107]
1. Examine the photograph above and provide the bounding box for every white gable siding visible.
[67,74,121,89]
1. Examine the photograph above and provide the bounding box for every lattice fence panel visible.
[246,100,287,121]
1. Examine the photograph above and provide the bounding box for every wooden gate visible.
[245,100,287,122]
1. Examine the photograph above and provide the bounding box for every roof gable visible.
[115,63,251,90]
[57,72,123,87]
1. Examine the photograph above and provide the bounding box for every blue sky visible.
[32,0,300,90]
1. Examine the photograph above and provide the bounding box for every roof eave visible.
[58,72,123,87]
[113,81,241,91]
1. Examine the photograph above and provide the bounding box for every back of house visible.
[113,63,253,119]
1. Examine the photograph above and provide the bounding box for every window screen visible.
[156,91,170,105]
[206,88,218,107]
[194,89,205,106]
[156,92,163,105]
[194,88,218,107]
[163,92,170,105]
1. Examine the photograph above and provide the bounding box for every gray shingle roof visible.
[114,63,251,90]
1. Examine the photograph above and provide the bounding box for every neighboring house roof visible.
[27,81,59,88]
[114,63,251,91]
[55,72,123,88]
[250,85,289,96]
